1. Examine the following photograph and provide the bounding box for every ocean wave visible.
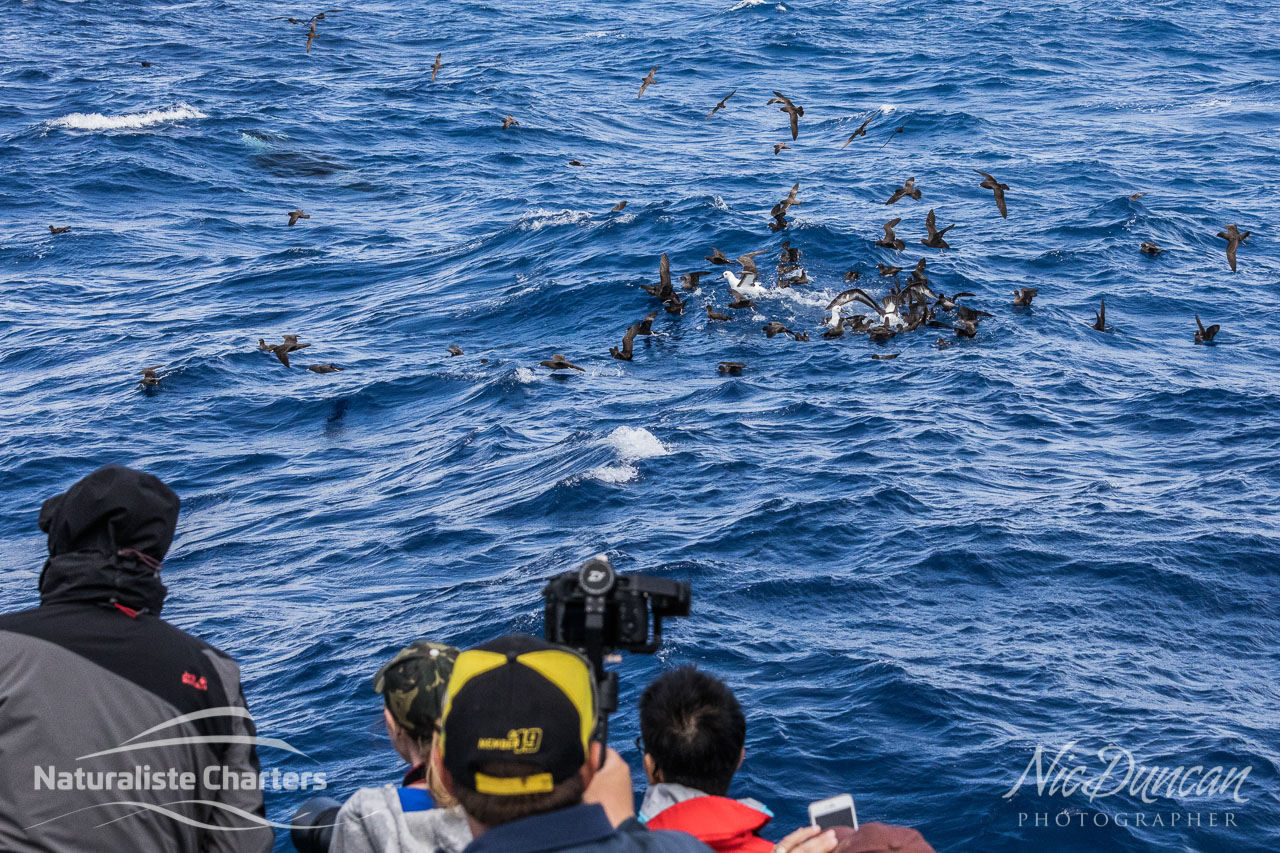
[587,426,669,484]
[50,104,208,132]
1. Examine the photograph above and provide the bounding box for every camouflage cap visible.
[373,641,460,737]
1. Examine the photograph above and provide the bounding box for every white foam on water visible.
[587,427,670,484]
[514,367,540,383]
[516,208,592,231]
[879,104,896,114]
[51,103,207,132]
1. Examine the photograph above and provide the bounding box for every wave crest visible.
[52,104,207,132]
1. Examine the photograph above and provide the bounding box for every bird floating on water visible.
[1194,315,1219,344]
[1012,288,1038,307]
[1091,299,1109,331]
[49,225,69,235]
[718,361,745,376]
[448,345,464,357]
[307,363,344,373]
[1140,241,1163,256]
[138,366,163,387]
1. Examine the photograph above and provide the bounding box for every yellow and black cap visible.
[440,634,597,797]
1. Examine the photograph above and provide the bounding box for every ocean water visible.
[2,0,1278,849]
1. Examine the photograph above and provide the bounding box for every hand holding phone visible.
[808,793,858,831]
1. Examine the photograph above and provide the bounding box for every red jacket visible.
[645,795,774,853]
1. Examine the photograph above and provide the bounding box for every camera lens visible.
[577,555,616,596]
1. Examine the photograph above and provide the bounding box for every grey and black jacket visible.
[0,465,274,853]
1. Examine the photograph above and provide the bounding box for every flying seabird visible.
[877,263,903,277]
[974,170,1009,218]
[540,354,584,372]
[909,258,929,286]
[259,334,311,368]
[448,345,464,356]
[706,89,737,120]
[921,209,956,249]
[1216,224,1249,272]
[1194,315,1220,344]
[706,305,732,322]
[681,271,712,291]
[1130,192,1147,201]
[717,361,745,375]
[502,115,519,129]
[431,53,443,82]
[842,115,873,148]
[634,310,660,336]
[875,217,905,250]
[49,226,70,235]
[1012,288,1037,307]
[307,363,344,373]
[138,366,162,387]
[1140,241,1163,256]
[610,322,642,361]
[288,209,310,226]
[727,289,755,310]
[879,118,909,149]
[762,322,792,338]
[641,254,676,301]
[638,66,657,98]
[774,143,790,155]
[767,91,804,140]
[611,201,627,212]
[1091,299,1109,331]
[886,178,921,206]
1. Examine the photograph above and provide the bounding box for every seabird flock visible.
[41,10,1254,388]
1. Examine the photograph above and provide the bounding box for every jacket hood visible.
[37,465,180,614]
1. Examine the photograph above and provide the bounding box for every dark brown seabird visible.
[842,115,873,148]
[431,53,443,82]
[706,89,736,120]
[974,169,1009,218]
[307,363,344,373]
[885,178,921,206]
[920,209,955,249]
[1194,315,1219,344]
[1216,224,1249,272]
[638,66,658,98]
[1012,288,1037,307]
[540,354,584,372]
[1140,241,1163,256]
[448,345,464,356]
[1091,299,1108,331]
[288,209,310,226]
[717,361,745,375]
[767,91,804,140]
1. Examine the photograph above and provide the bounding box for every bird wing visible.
[788,109,798,140]
[659,253,671,290]
[827,288,882,316]
[737,251,764,274]
[994,187,1007,218]
[1226,241,1237,271]
[925,209,937,237]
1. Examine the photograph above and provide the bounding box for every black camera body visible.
[543,556,690,655]
[542,555,690,750]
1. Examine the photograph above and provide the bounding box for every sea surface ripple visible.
[1,0,1278,849]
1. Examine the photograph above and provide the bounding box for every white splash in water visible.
[588,427,670,484]
[52,104,207,132]
[514,367,539,383]
[516,208,592,231]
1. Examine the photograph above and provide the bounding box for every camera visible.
[542,555,690,751]
[543,554,690,656]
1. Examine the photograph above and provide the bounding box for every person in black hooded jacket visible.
[0,465,274,853]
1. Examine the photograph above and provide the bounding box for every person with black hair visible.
[636,666,773,853]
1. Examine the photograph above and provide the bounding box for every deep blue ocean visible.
[2,0,1278,849]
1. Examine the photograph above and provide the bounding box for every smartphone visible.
[808,793,858,831]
